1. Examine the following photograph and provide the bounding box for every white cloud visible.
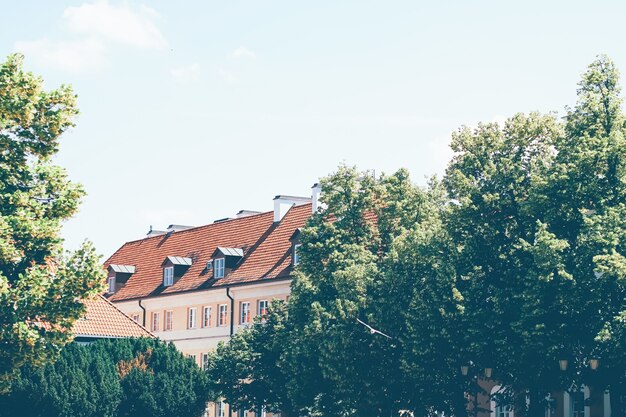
[217,67,237,83]
[14,38,107,73]
[171,63,201,82]
[232,47,256,59]
[63,0,167,49]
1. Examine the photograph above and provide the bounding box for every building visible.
[73,294,154,343]
[105,191,320,417]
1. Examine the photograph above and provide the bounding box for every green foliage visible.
[445,55,626,415]
[208,55,626,417]
[208,300,292,415]
[0,53,105,390]
[0,338,211,417]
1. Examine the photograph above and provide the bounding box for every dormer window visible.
[106,264,136,294]
[107,276,116,294]
[293,244,301,266]
[210,247,244,279]
[163,266,174,286]
[289,228,302,266]
[161,256,192,287]
[214,258,225,278]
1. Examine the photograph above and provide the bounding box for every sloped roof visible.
[105,203,312,301]
[73,294,153,339]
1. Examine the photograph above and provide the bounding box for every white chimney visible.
[273,195,310,222]
[311,183,322,214]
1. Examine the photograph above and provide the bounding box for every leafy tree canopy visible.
[0,337,211,417]
[0,53,105,390]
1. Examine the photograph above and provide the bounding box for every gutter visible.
[138,299,146,327]
[226,287,235,336]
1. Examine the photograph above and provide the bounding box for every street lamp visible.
[461,365,469,376]
[484,367,493,378]
[589,359,599,371]
[559,359,568,371]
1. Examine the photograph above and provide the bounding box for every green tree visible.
[445,55,626,417]
[0,53,105,391]
[207,300,295,416]
[0,338,211,417]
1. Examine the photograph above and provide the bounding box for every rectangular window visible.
[240,302,251,324]
[237,410,246,417]
[151,312,160,332]
[164,310,173,331]
[107,276,116,293]
[203,306,212,328]
[202,353,210,371]
[188,307,197,329]
[219,304,228,326]
[132,314,140,323]
[293,244,301,265]
[214,258,225,278]
[217,401,225,417]
[163,266,174,286]
[258,300,269,317]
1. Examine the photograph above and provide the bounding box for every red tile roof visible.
[105,204,311,301]
[73,294,154,339]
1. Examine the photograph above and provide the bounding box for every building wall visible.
[113,279,290,368]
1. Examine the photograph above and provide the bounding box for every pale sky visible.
[3,0,626,258]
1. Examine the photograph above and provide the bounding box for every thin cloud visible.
[63,0,167,49]
[14,1,167,73]
[14,38,107,73]
[171,63,201,82]
[217,67,237,83]
[232,47,256,59]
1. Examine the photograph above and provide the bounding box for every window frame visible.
[163,266,174,286]
[107,276,116,293]
[203,306,212,328]
[214,258,225,278]
[202,353,210,371]
[188,307,197,329]
[258,300,269,320]
[217,401,226,417]
[151,312,160,332]
[293,243,301,266]
[218,304,228,327]
[240,301,251,324]
[132,314,140,323]
[164,310,173,331]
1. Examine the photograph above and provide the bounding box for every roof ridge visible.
[96,294,154,337]
[106,209,280,254]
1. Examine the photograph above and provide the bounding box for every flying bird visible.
[356,318,392,339]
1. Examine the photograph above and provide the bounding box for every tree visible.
[444,56,626,417]
[283,167,465,417]
[0,53,105,391]
[0,338,211,417]
[207,300,295,416]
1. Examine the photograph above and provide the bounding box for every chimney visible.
[311,183,322,214]
[273,195,310,222]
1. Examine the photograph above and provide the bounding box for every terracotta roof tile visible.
[106,204,311,301]
[73,294,154,339]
